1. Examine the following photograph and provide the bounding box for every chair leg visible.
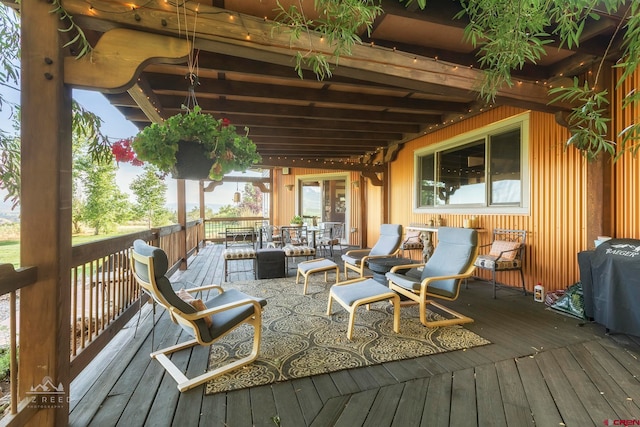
[519,269,526,295]
[151,314,262,392]
[492,270,497,299]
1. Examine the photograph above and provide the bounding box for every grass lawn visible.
[0,226,147,268]
[0,240,19,268]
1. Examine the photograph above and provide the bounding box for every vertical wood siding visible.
[613,69,640,239]
[389,106,589,292]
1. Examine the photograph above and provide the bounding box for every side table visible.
[367,257,415,285]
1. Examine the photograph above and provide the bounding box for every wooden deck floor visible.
[69,244,640,427]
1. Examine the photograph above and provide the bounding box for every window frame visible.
[413,112,530,215]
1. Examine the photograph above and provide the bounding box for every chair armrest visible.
[183,284,224,294]
[419,269,475,291]
[389,262,424,273]
[344,248,371,257]
[495,244,523,261]
[172,297,262,321]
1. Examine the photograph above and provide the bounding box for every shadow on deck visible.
[69,244,640,426]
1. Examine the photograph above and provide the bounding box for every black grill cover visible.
[578,239,640,337]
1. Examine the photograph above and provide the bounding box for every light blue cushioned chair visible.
[341,224,403,279]
[130,239,266,392]
[386,227,478,328]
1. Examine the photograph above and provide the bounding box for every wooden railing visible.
[0,219,204,426]
[0,264,38,419]
[69,219,203,377]
[204,216,268,243]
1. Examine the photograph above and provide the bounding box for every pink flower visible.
[111,138,142,166]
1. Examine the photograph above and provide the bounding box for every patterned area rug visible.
[205,275,490,394]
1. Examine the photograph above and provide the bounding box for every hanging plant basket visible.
[172,140,215,180]
[131,106,261,181]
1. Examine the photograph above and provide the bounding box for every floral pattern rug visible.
[205,275,490,394]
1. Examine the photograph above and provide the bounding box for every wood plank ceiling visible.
[64,0,627,172]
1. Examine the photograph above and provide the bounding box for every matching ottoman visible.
[256,249,286,279]
[327,278,400,340]
[296,258,339,294]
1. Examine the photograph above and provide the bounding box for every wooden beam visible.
[20,0,72,425]
[64,28,191,92]
[62,0,560,111]
[0,265,37,295]
[127,81,165,123]
[258,157,385,173]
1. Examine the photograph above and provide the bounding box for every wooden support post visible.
[177,179,187,269]
[19,0,72,425]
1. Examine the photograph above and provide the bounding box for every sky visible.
[1,86,252,211]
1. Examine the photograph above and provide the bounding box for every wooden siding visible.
[389,106,590,292]
[613,68,640,239]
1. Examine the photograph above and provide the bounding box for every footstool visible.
[296,258,339,294]
[327,278,400,340]
[256,248,285,279]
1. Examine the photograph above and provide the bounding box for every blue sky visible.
[1,87,250,211]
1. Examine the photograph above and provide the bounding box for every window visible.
[415,113,528,214]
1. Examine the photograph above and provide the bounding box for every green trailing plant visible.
[50,0,93,58]
[273,0,383,79]
[290,215,303,225]
[131,106,261,181]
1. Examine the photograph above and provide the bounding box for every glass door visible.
[300,178,346,224]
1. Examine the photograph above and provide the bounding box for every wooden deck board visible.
[333,388,378,427]
[421,372,452,427]
[474,364,507,427]
[516,355,564,426]
[568,343,640,420]
[271,381,307,426]
[495,359,532,426]
[535,350,594,426]
[390,377,429,427]
[291,376,324,425]
[225,388,253,427]
[249,385,279,427]
[68,244,640,427]
[449,368,477,427]
[310,373,340,403]
[362,383,404,426]
[552,346,617,423]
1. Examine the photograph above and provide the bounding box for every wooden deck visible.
[69,244,640,427]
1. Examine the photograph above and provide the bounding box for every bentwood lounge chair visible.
[341,224,403,279]
[130,239,266,392]
[386,227,478,328]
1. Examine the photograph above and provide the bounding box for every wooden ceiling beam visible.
[143,73,471,113]
[62,0,558,110]
[160,98,443,124]
[247,127,400,140]
[257,157,386,173]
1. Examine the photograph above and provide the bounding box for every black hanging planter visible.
[172,140,215,180]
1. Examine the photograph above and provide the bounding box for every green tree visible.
[188,206,215,221]
[238,183,263,215]
[83,160,129,234]
[0,3,113,209]
[216,204,241,217]
[130,165,172,227]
